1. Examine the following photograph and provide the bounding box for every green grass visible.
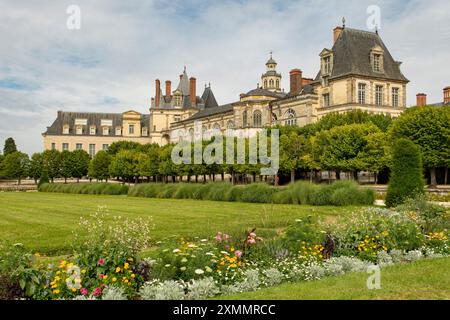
[218,257,450,300]
[0,192,352,254]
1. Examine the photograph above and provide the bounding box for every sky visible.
[0,0,449,155]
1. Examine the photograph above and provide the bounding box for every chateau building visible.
[43,23,410,155]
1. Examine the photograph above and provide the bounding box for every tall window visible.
[62,143,69,151]
[373,54,381,72]
[375,85,383,106]
[323,56,331,74]
[102,144,109,151]
[89,144,96,157]
[269,79,274,88]
[264,80,267,88]
[242,111,248,127]
[129,124,134,134]
[285,109,297,126]
[323,93,330,108]
[358,83,367,104]
[51,143,56,150]
[253,110,262,127]
[90,126,96,135]
[102,127,109,135]
[63,125,69,134]
[76,143,82,150]
[392,88,399,107]
[76,126,82,135]
[115,127,122,136]
[276,79,279,89]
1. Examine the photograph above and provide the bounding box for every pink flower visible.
[235,250,243,258]
[247,238,256,245]
[98,258,104,266]
[225,245,230,250]
[215,232,223,242]
[99,274,104,279]
[249,232,256,238]
[92,287,102,296]
[80,288,88,296]
[223,234,231,241]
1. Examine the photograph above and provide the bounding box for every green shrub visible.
[282,216,325,252]
[386,139,425,207]
[203,183,233,201]
[330,185,375,206]
[157,184,178,198]
[272,189,294,204]
[128,183,163,198]
[173,184,203,199]
[38,183,128,195]
[289,181,317,204]
[238,184,277,203]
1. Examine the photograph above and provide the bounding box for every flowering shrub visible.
[140,280,185,300]
[187,277,220,300]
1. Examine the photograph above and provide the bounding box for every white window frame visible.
[392,88,399,107]
[90,126,96,135]
[358,83,367,104]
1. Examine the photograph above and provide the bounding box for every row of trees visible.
[1,107,448,186]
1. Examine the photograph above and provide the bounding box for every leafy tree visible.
[389,106,450,186]
[1,151,30,184]
[3,137,17,156]
[89,150,111,181]
[60,150,75,183]
[0,153,5,179]
[107,141,142,155]
[158,144,176,183]
[71,150,90,182]
[29,153,43,184]
[42,150,62,183]
[280,132,308,183]
[386,139,425,207]
[109,149,140,183]
[38,168,49,187]
[358,132,390,184]
[314,123,381,180]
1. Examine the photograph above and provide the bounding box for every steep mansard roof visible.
[314,28,409,82]
[43,111,149,136]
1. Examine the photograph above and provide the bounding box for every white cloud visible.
[0,0,449,154]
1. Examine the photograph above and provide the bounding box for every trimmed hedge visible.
[38,183,128,195]
[39,181,374,206]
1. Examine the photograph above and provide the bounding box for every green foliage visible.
[3,137,18,156]
[282,216,325,252]
[1,151,30,183]
[38,169,49,187]
[386,139,425,207]
[42,150,62,182]
[128,183,163,198]
[38,182,129,195]
[234,184,277,203]
[89,150,111,181]
[108,149,140,181]
[29,153,43,183]
[71,150,90,181]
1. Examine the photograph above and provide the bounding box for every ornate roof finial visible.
[342,17,346,28]
[183,65,186,72]
[257,82,259,88]
[270,50,273,58]
[208,82,211,88]
[375,24,379,34]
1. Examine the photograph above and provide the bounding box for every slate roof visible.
[43,111,149,136]
[182,103,235,122]
[314,28,408,82]
[201,86,219,109]
[243,88,287,99]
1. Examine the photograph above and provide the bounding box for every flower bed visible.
[0,197,448,300]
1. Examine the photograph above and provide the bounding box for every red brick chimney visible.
[155,79,161,108]
[333,26,344,43]
[416,93,427,107]
[289,69,303,96]
[165,80,171,97]
[444,86,450,104]
[189,77,196,107]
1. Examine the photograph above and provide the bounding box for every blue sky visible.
[0,0,449,154]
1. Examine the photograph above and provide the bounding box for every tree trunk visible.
[18,178,21,185]
[374,172,378,185]
[203,174,206,183]
[290,169,295,184]
[430,168,437,187]
[335,170,341,180]
[231,172,235,185]
[353,171,358,182]
[275,175,279,186]
[195,175,198,183]
[221,173,224,181]
[445,168,449,185]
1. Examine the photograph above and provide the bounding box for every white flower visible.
[165,264,171,268]
[173,249,181,253]
[205,266,213,273]
[195,269,205,275]
[181,258,188,263]
[180,267,186,271]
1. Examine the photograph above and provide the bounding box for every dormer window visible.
[102,127,109,135]
[76,126,83,135]
[173,92,182,107]
[323,56,331,74]
[63,125,69,134]
[90,126,96,135]
[142,127,148,136]
[373,54,381,72]
[115,126,122,136]
[371,47,384,73]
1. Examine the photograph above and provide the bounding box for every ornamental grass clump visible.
[38,182,128,195]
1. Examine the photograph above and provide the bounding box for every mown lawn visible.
[0,192,353,254]
[218,257,450,300]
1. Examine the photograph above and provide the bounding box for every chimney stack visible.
[416,93,427,107]
[189,77,196,107]
[444,86,450,104]
[165,80,171,97]
[333,26,344,43]
[155,79,161,108]
[289,69,303,96]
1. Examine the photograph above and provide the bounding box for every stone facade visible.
[43,24,409,155]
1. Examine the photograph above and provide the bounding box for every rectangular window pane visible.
[323,94,330,107]
[392,88,399,107]
[358,84,366,104]
[375,86,383,106]
[90,127,96,135]
[62,143,69,151]
[102,144,109,151]
[51,143,56,150]
[76,143,82,150]
[129,125,134,134]
[116,127,121,136]
[103,127,109,135]
[76,126,83,135]
[89,144,96,157]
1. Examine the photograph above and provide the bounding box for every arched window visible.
[253,110,262,128]
[264,80,267,88]
[213,123,221,134]
[243,111,248,127]
[285,109,297,126]
[269,79,274,88]
[276,79,279,89]
[227,120,235,129]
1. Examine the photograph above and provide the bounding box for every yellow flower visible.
[103,275,108,280]
[53,289,60,294]
[115,267,121,273]
[34,252,40,257]
[81,269,86,274]
[112,277,117,282]
[127,258,134,262]
[230,264,237,268]
[71,288,77,292]
[56,271,61,275]
[131,274,136,279]
[124,263,129,270]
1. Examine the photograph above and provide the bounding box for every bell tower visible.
[261,51,282,92]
